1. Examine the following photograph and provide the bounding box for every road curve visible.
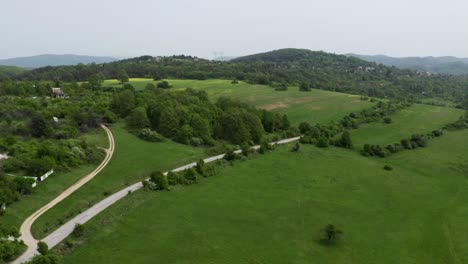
[12,135,300,263]
[12,124,115,264]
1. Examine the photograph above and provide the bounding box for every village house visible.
[51,87,65,98]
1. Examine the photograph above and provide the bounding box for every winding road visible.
[12,124,115,264]
[12,130,299,263]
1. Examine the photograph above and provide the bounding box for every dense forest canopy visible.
[2,48,466,108]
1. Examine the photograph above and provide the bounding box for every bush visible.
[384,165,393,171]
[137,128,164,142]
[37,241,49,255]
[157,81,171,89]
[224,150,239,161]
[316,137,329,148]
[183,168,199,184]
[299,82,311,92]
[72,223,85,237]
[291,142,301,152]
[383,117,392,124]
[298,122,312,134]
[195,159,205,176]
[150,171,169,190]
[273,83,288,91]
[167,171,184,185]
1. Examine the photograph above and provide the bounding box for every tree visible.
[150,171,169,190]
[145,83,156,91]
[37,241,49,255]
[195,159,205,176]
[126,107,150,129]
[117,69,129,84]
[88,73,105,90]
[111,89,135,117]
[281,114,290,130]
[30,113,52,138]
[321,224,343,245]
[298,122,311,134]
[338,131,353,149]
[299,82,311,91]
[316,137,329,148]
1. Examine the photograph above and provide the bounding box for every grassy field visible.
[56,130,468,264]
[104,78,375,124]
[32,123,204,238]
[0,128,107,230]
[351,104,464,148]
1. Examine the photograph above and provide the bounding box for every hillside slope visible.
[11,49,468,107]
[349,54,468,75]
[0,65,26,77]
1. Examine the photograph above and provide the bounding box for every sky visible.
[1,0,467,59]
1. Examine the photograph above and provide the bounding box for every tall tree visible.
[117,69,129,84]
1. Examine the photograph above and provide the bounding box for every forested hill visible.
[0,54,118,69]
[8,49,468,107]
[0,65,25,77]
[348,53,468,75]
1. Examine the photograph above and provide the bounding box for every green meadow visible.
[32,124,204,239]
[351,104,464,148]
[104,78,375,124]
[58,130,468,264]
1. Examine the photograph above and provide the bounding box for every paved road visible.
[12,124,115,264]
[12,135,300,263]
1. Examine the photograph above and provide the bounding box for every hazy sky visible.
[1,0,467,59]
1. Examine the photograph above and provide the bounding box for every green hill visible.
[349,54,468,75]
[11,48,468,107]
[0,65,26,77]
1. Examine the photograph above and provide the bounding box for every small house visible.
[51,87,65,98]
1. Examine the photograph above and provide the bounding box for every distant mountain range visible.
[0,54,119,69]
[347,54,468,75]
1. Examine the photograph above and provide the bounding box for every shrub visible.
[183,168,199,184]
[321,224,343,245]
[37,241,49,255]
[383,117,392,124]
[150,171,169,190]
[157,81,171,89]
[231,79,239,84]
[167,171,184,185]
[384,165,393,171]
[316,137,329,148]
[291,142,301,152]
[72,223,85,237]
[195,159,205,176]
[224,150,239,161]
[299,82,311,92]
[138,128,164,142]
[298,122,312,134]
[274,83,288,91]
